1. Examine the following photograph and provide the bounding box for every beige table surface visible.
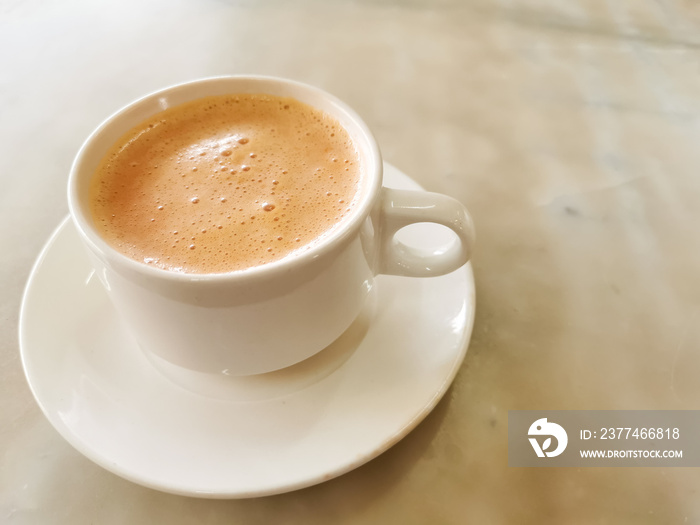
[3,0,700,523]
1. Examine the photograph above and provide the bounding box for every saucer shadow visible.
[298,380,455,492]
[145,289,377,402]
[162,379,456,519]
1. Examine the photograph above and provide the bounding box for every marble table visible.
[2,0,699,522]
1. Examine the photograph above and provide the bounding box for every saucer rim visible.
[19,163,476,498]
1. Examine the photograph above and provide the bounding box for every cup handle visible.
[377,187,475,277]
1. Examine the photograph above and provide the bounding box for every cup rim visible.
[67,75,382,282]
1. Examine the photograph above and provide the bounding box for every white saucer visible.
[19,163,475,499]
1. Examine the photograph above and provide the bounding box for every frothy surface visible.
[90,94,362,273]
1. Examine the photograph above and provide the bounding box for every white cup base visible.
[143,289,377,401]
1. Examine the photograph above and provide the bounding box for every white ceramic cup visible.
[68,76,475,376]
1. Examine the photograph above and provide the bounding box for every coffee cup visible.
[68,76,475,376]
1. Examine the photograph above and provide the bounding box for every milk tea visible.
[90,94,362,273]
